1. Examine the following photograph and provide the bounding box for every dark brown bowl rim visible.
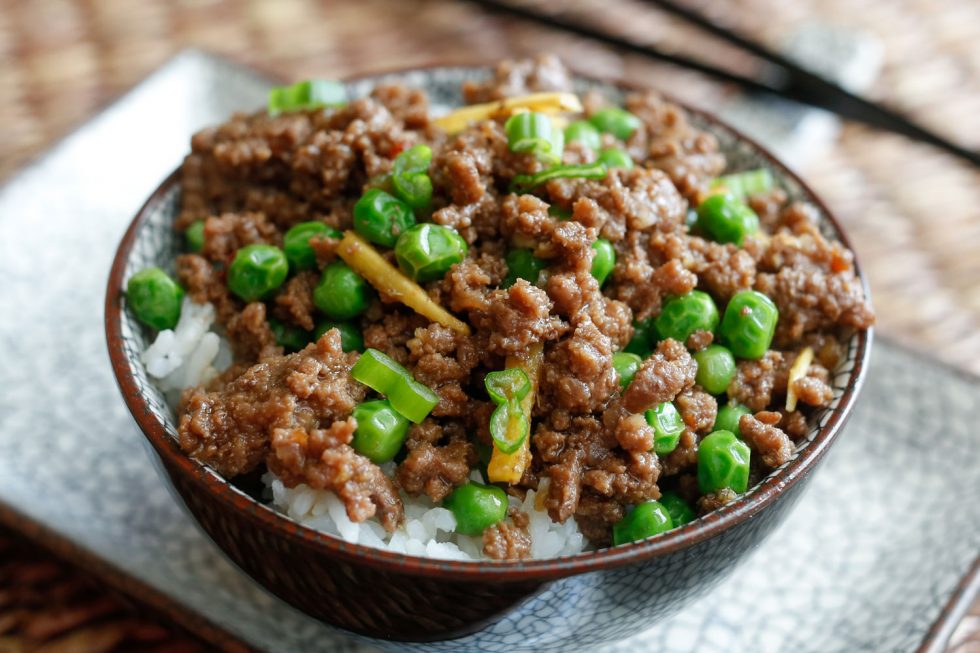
[105,62,873,583]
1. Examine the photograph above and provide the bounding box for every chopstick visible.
[463,0,980,168]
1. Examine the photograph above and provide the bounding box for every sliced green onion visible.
[387,375,440,424]
[504,112,564,165]
[485,369,531,404]
[484,368,532,454]
[268,79,347,115]
[391,144,434,211]
[489,399,529,454]
[510,161,608,194]
[351,348,438,423]
[710,168,774,200]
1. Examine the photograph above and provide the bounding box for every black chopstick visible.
[464,0,980,168]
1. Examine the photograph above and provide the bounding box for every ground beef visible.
[370,83,429,130]
[756,226,874,345]
[273,271,318,331]
[747,188,789,230]
[225,302,281,362]
[728,351,789,412]
[686,329,714,351]
[309,232,342,268]
[779,410,809,440]
[697,488,737,515]
[623,339,697,413]
[406,323,481,417]
[739,411,794,469]
[675,387,718,433]
[624,91,725,201]
[362,310,428,365]
[396,438,477,502]
[200,212,280,264]
[540,317,618,413]
[462,53,572,104]
[485,280,566,356]
[441,257,495,316]
[483,508,532,560]
[543,446,585,523]
[661,429,699,476]
[599,168,687,231]
[175,253,239,323]
[179,332,391,526]
[792,376,834,407]
[166,55,874,552]
[574,492,625,548]
[686,236,756,302]
[614,412,656,452]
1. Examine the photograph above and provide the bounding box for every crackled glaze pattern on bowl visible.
[111,66,862,648]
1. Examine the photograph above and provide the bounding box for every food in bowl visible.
[126,55,874,562]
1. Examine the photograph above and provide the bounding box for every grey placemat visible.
[0,51,977,653]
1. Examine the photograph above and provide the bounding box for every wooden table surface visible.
[0,0,977,651]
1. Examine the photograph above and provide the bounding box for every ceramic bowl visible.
[105,66,872,652]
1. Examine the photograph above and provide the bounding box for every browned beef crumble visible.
[483,508,533,560]
[166,56,873,558]
[739,411,794,469]
[274,271,319,331]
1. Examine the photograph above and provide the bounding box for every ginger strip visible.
[433,92,583,134]
[336,231,471,335]
[785,346,815,412]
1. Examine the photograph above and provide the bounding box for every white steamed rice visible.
[142,298,587,561]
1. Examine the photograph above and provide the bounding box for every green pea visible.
[444,482,509,536]
[613,352,643,389]
[714,403,751,437]
[313,260,373,320]
[313,320,364,352]
[503,248,546,288]
[589,107,642,141]
[283,221,341,270]
[625,318,656,357]
[353,188,416,248]
[696,193,760,246]
[658,491,695,527]
[391,144,434,211]
[126,267,185,330]
[394,223,468,282]
[698,430,751,495]
[227,244,289,302]
[654,290,720,344]
[269,317,311,353]
[612,500,673,546]
[597,147,634,170]
[591,239,616,286]
[645,401,685,455]
[693,344,737,394]
[185,220,206,253]
[564,120,601,150]
[719,290,779,360]
[351,399,410,463]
